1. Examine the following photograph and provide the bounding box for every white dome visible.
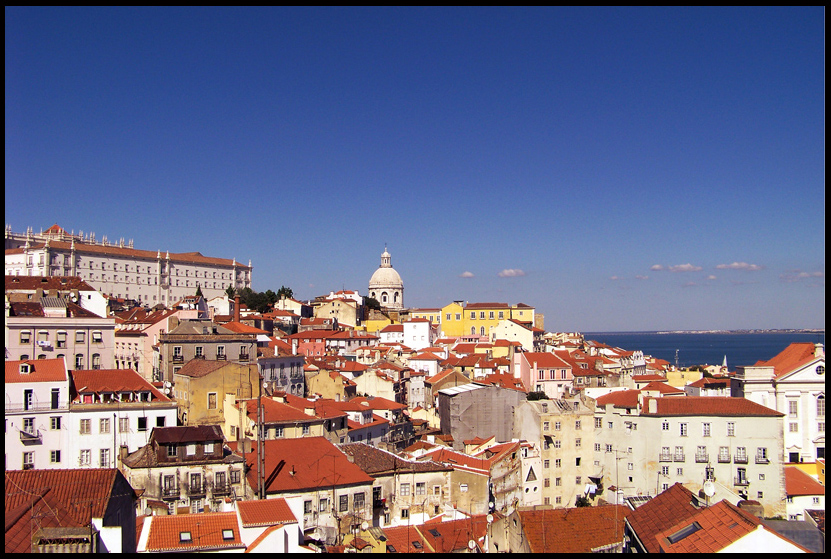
[369,266,403,289]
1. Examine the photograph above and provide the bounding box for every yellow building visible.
[410,307,442,326]
[664,368,704,388]
[439,301,466,337]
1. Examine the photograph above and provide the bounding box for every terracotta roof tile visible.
[655,500,761,553]
[625,483,701,553]
[237,498,297,527]
[6,358,68,383]
[755,342,822,379]
[785,466,826,496]
[641,396,784,417]
[70,368,170,401]
[145,511,244,552]
[519,505,630,553]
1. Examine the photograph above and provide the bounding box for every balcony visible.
[734,455,748,464]
[20,429,43,445]
[161,486,181,500]
[673,454,685,462]
[212,482,232,496]
[755,456,770,465]
[695,453,709,463]
[194,354,205,360]
[718,454,731,464]
[172,355,184,364]
[215,354,226,361]
[186,482,206,498]
[238,354,250,362]
[734,476,750,486]
[659,453,673,462]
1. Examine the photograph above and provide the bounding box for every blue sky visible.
[5,7,825,332]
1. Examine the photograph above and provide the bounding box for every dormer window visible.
[19,363,31,375]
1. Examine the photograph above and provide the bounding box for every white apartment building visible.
[5,359,70,471]
[68,368,179,469]
[732,342,825,463]
[402,318,434,351]
[5,224,252,306]
[593,392,786,517]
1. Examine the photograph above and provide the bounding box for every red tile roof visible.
[5,469,124,553]
[381,524,429,553]
[655,500,760,553]
[145,511,244,552]
[640,381,685,395]
[755,342,822,379]
[415,514,492,552]
[5,275,98,292]
[784,466,826,496]
[523,352,570,368]
[221,321,271,334]
[229,437,374,494]
[625,483,701,553]
[5,358,68,383]
[641,396,784,417]
[70,368,170,401]
[519,505,630,553]
[595,389,641,409]
[236,498,297,527]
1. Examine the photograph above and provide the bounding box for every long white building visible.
[5,224,252,306]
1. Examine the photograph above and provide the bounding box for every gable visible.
[776,358,825,384]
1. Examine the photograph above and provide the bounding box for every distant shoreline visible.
[586,329,825,336]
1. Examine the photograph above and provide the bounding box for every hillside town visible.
[5,225,825,553]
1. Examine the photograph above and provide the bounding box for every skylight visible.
[222,529,234,540]
[667,522,701,544]
[179,531,192,543]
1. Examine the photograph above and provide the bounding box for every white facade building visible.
[402,318,434,351]
[5,224,252,306]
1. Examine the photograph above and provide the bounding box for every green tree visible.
[364,296,381,310]
[225,285,236,298]
[195,284,203,298]
[276,285,294,300]
[527,391,549,401]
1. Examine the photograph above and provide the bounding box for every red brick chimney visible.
[234,295,241,323]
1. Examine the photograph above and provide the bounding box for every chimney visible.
[815,343,824,358]
[648,398,658,414]
[234,295,241,323]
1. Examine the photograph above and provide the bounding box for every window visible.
[157,416,166,427]
[339,495,349,512]
[76,331,85,343]
[555,458,561,468]
[119,417,130,433]
[575,420,582,430]
[555,421,561,431]
[433,485,441,496]
[606,444,613,452]
[719,446,730,462]
[99,418,110,434]
[788,400,798,418]
[400,483,410,496]
[789,422,799,432]
[99,448,110,467]
[75,354,84,369]
[57,331,67,348]
[727,422,735,437]
[680,423,688,437]
[479,312,485,319]
[544,459,550,468]
[195,346,204,358]
[401,508,409,519]
[554,439,561,449]
[80,449,91,466]
[460,483,468,493]
[662,420,670,431]
[50,416,61,430]
[80,419,91,434]
[576,476,582,485]
[575,438,581,448]
[555,477,562,486]
[544,478,550,487]
[205,443,214,454]
[736,447,747,462]
[208,393,217,410]
[302,424,310,436]
[702,423,711,437]
[167,444,177,457]
[353,492,365,509]
[416,482,426,495]
[543,421,550,431]
[137,416,148,432]
[576,457,581,466]
[23,417,35,435]
[304,500,312,514]
[661,466,669,475]
[230,470,241,484]
[319,497,329,512]
[595,417,602,428]
[818,395,826,418]
[186,444,196,456]
[20,331,31,344]
[756,447,769,463]
[274,426,284,438]
[23,452,34,469]
[595,443,601,451]
[51,450,61,464]
[677,467,683,475]
[92,331,103,343]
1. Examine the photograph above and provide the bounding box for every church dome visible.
[368,247,404,309]
[369,266,403,289]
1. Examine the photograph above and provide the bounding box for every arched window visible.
[382,293,388,303]
[480,326,485,336]
[471,327,476,336]
[818,395,825,418]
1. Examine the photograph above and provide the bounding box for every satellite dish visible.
[163,388,170,394]
[361,521,369,531]
[468,540,476,550]
[703,481,716,497]
[486,514,493,524]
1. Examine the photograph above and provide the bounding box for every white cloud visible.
[610,275,620,281]
[669,263,703,273]
[706,275,717,281]
[716,262,764,271]
[650,264,665,271]
[498,269,526,278]
[459,271,475,278]
[635,275,649,280]
[780,270,825,283]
